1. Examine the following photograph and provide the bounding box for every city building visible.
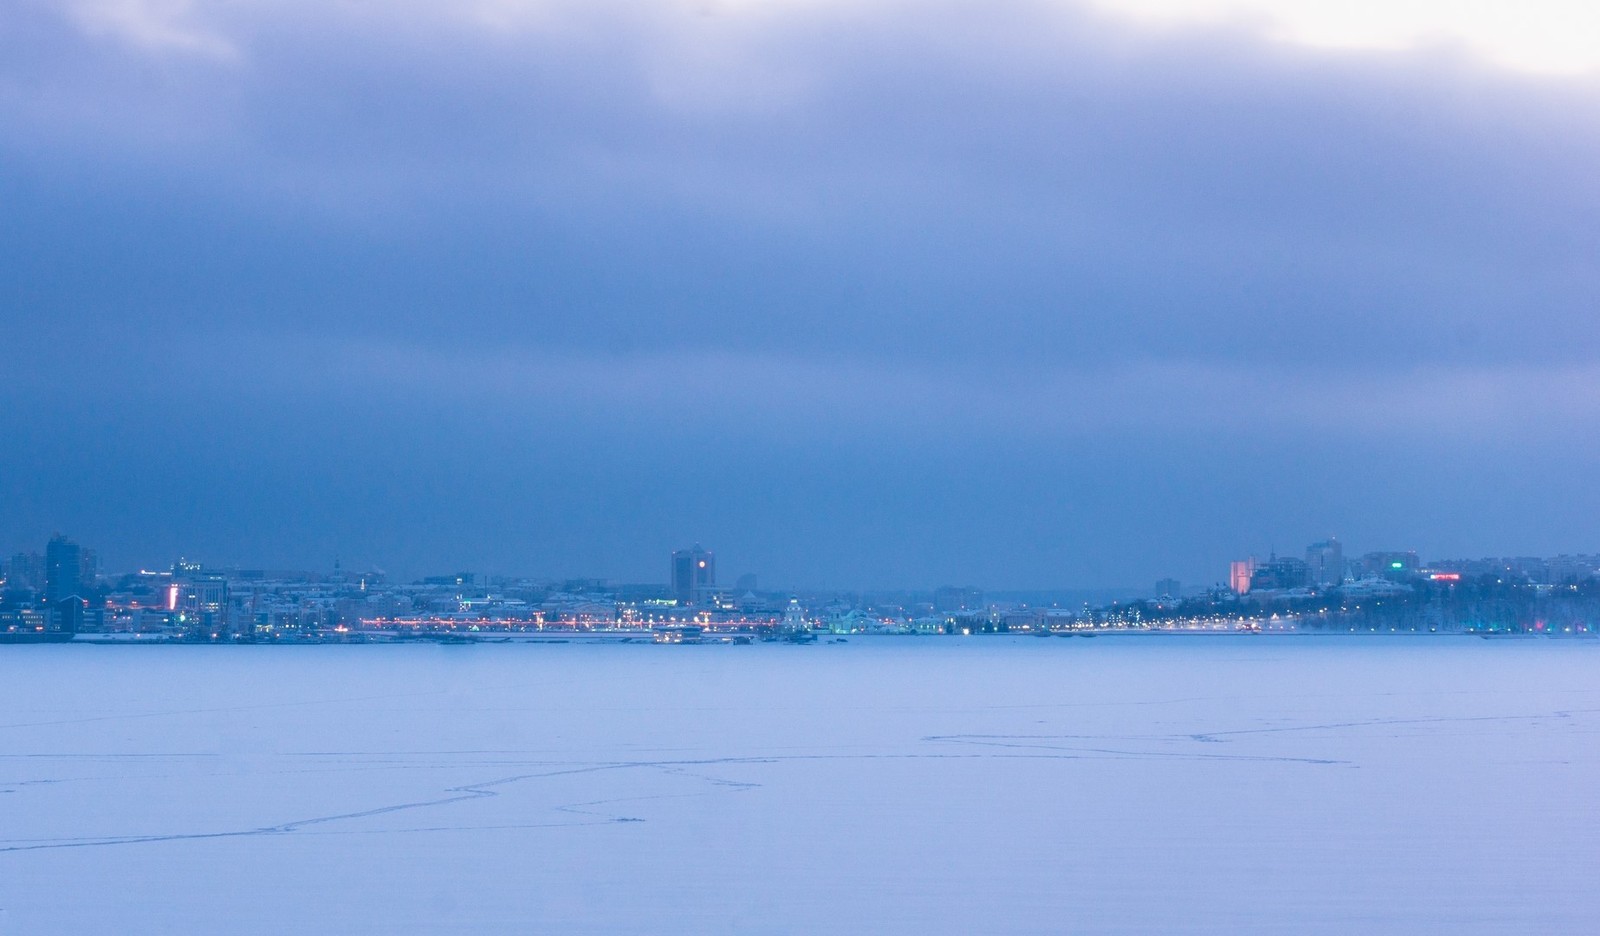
[1229,558,1257,595]
[1362,551,1420,579]
[45,535,82,603]
[44,534,85,632]
[933,586,984,613]
[782,597,808,632]
[1546,555,1600,585]
[1155,578,1181,598]
[79,548,99,589]
[176,573,231,636]
[1305,538,1343,587]
[5,551,44,591]
[1250,556,1312,591]
[671,545,715,605]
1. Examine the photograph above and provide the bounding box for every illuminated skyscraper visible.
[671,545,715,605]
[1229,558,1257,595]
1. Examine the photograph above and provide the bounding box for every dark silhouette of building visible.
[5,552,44,591]
[671,545,714,605]
[44,534,84,633]
[934,586,984,613]
[1250,556,1312,591]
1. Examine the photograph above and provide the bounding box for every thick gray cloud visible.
[3,1,1599,586]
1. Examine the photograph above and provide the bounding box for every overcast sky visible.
[4,1,1599,588]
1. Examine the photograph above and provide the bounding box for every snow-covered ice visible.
[2,636,1596,934]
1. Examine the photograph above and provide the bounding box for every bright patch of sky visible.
[60,1,1600,77]
[1090,0,1600,75]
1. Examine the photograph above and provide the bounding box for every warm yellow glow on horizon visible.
[1088,0,1600,75]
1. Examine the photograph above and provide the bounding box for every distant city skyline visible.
[10,531,1600,596]
[10,530,1596,643]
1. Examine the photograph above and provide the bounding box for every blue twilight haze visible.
[3,1,1599,586]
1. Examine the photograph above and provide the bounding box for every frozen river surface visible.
[2,636,1598,934]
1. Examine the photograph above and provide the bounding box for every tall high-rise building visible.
[1305,538,1344,587]
[1155,578,1181,599]
[671,545,715,605]
[79,548,100,588]
[45,535,82,603]
[5,552,44,591]
[1229,558,1257,595]
[44,534,84,632]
